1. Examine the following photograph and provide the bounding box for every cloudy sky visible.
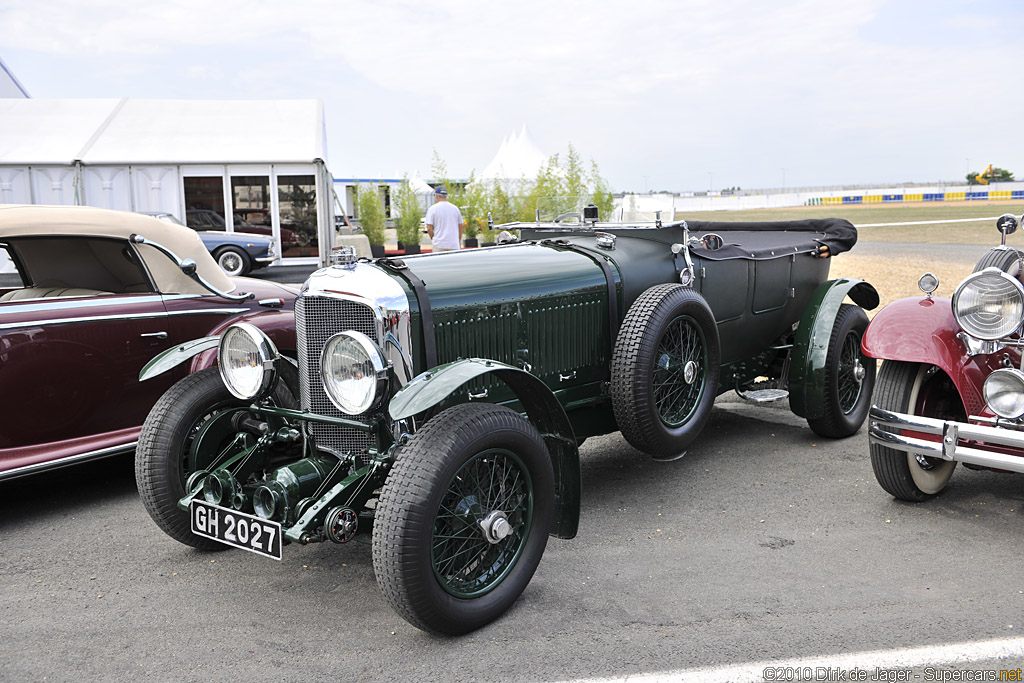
[3,0,1023,193]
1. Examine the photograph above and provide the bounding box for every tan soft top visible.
[0,204,234,294]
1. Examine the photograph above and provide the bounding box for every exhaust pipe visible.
[202,471,243,508]
[252,455,335,522]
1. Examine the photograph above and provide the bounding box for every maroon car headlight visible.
[952,269,1024,341]
[983,368,1024,419]
[321,331,388,415]
[218,323,280,400]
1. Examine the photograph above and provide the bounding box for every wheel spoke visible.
[432,449,534,598]
[653,315,706,427]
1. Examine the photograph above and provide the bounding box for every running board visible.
[736,388,790,403]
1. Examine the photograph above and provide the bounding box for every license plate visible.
[190,500,283,560]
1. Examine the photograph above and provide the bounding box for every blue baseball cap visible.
[434,185,448,197]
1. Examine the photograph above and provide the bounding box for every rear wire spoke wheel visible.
[611,284,720,459]
[869,361,963,501]
[807,304,875,438]
[373,403,554,635]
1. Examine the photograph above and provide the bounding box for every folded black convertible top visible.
[685,218,857,260]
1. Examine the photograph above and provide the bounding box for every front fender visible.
[141,309,297,381]
[139,336,220,381]
[862,296,1004,418]
[789,278,879,419]
[390,358,581,539]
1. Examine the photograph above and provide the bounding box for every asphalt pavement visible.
[3,396,1023,682]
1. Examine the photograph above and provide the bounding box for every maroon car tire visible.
[869,361,962,501]
[973,247,1021,275]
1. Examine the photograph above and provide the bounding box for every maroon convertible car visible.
[0,205,298,480]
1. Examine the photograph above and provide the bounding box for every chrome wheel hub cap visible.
[683,360,699,385]
[852,359,866,384]
[479,510,512,544]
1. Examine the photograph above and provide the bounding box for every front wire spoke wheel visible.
[373,402,554,635]
[432,449,533,598]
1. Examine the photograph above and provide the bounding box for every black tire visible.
[135,367,295,549]
[215,246,251,277]
[807,304,875,438]
[869,361,963,501]
[372,403,554,635]
[973,247,1021,275]
[611,284,720,459]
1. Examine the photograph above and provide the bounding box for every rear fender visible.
[389,358,581,539]
[862,296,1005,418]
[789,278,879,419]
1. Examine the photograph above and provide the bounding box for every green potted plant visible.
[393,178,423,255]
[464,216,481,248]
[355,182,387,258]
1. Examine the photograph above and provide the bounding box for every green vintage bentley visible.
[136,211,877,635]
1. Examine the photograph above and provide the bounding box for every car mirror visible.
[997,214,1019,237]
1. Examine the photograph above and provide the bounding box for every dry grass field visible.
[683,201,1024,309]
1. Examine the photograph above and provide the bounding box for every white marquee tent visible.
[0,98,335,265]
[477,124,549,184]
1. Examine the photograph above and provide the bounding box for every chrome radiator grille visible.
[296,295,379,455]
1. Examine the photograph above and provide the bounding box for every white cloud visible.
[3,0,1024,189]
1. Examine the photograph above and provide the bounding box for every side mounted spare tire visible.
[611,284,720,460]
[973,247,1022,275]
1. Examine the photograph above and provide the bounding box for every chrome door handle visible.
[141,331,169,340]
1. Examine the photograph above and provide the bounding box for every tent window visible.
[184,177,227,232]
[231,175,272,238]
[278,175,317,259]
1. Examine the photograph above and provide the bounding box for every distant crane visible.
[975,164,994,185]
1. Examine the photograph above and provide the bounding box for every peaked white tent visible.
[0,57,29,99]
[477,124,549,183]
[0,98,335,265]
[408,170,435,196]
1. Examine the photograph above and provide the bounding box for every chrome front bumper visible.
[868,406,1024,474]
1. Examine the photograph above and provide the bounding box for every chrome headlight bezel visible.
[952,268,1024,342]
[320,330,389,415]
[983,368,1024,419]
[218,322,280,400]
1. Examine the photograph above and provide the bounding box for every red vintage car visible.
[864,213,1024,500]
[0,205,297,481]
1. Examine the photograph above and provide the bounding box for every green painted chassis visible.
[172,269,876,548]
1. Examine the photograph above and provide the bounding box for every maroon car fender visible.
[862,296,1008,417]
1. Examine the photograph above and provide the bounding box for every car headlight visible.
[321,331,389,415]
[983,368,1024,419]
[218,323,280,400]
[952,269,1024,341]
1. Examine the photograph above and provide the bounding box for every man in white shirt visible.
[425,185,463,252]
